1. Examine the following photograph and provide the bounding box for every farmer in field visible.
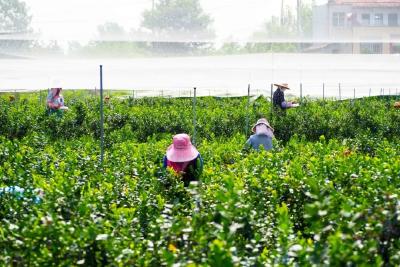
[245,118,274,151]
[163,133,203,187]
[0,186,44,204]
[47,84,68,115]
[273,83,298,111]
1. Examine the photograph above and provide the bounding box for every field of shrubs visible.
[0,91,400,266]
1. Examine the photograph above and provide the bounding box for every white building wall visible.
[312,3,400,53]
[312,5,329,40]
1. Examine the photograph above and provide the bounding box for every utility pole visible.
[297,0,302,52]
[297,0,301,34]
[99,65,104,166]
[281,0,284,26]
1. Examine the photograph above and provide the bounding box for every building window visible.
[361,14,370,26]
[390,43,400,53]
[374,14,383,26]
[390,35,400,53]
[333,12,345,27]
[360,43,383,54]
[388,14,398,26]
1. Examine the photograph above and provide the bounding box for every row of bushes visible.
[1,93,399,143]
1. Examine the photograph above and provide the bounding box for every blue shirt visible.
[0,186,42,204]
[246,134,273,151]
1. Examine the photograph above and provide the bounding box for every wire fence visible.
[2,82,399,100]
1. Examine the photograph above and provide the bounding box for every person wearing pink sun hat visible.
[163,133,203,186]
[46,80,68,116]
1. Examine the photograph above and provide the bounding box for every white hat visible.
[51,79,62,89]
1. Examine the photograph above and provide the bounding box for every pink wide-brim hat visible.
[252,118,274,133]
[166,133,199,162]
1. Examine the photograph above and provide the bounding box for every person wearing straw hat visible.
[245,118,274,151]
[47,81,68,115]
[163,133,203,187]
[273,83,298,111]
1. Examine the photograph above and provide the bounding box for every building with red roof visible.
[312,0,400,53]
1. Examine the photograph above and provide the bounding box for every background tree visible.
[97,22,125,40]
[0,0,31,32]
[141,0,214,54]
[299,1,313,38]
[30,40,63,56]
[69,22,147,58]
[245,2,313,53]
[0,0,32,55]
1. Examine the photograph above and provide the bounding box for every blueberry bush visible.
[0,92,400,266]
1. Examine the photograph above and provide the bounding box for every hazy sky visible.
[25,0,304,42]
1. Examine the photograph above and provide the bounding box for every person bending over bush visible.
[163,133,203,187]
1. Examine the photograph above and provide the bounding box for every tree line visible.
[0,0,313,57]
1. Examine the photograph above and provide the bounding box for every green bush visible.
[1,92,400,265]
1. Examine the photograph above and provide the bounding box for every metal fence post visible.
[270,83,273,117]
[39,89,42,105]
[369,88,371,97]
[246,84,250,134]
[300,83,303,104]
[353,88,356,100]
[322,83,325,101]
[99,65,104,166]
[339,83,341,100]
[192,87,197,145]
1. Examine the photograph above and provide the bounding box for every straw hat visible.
[166,134,199,162]
[252,118,274,133]
[274,83,290,90]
